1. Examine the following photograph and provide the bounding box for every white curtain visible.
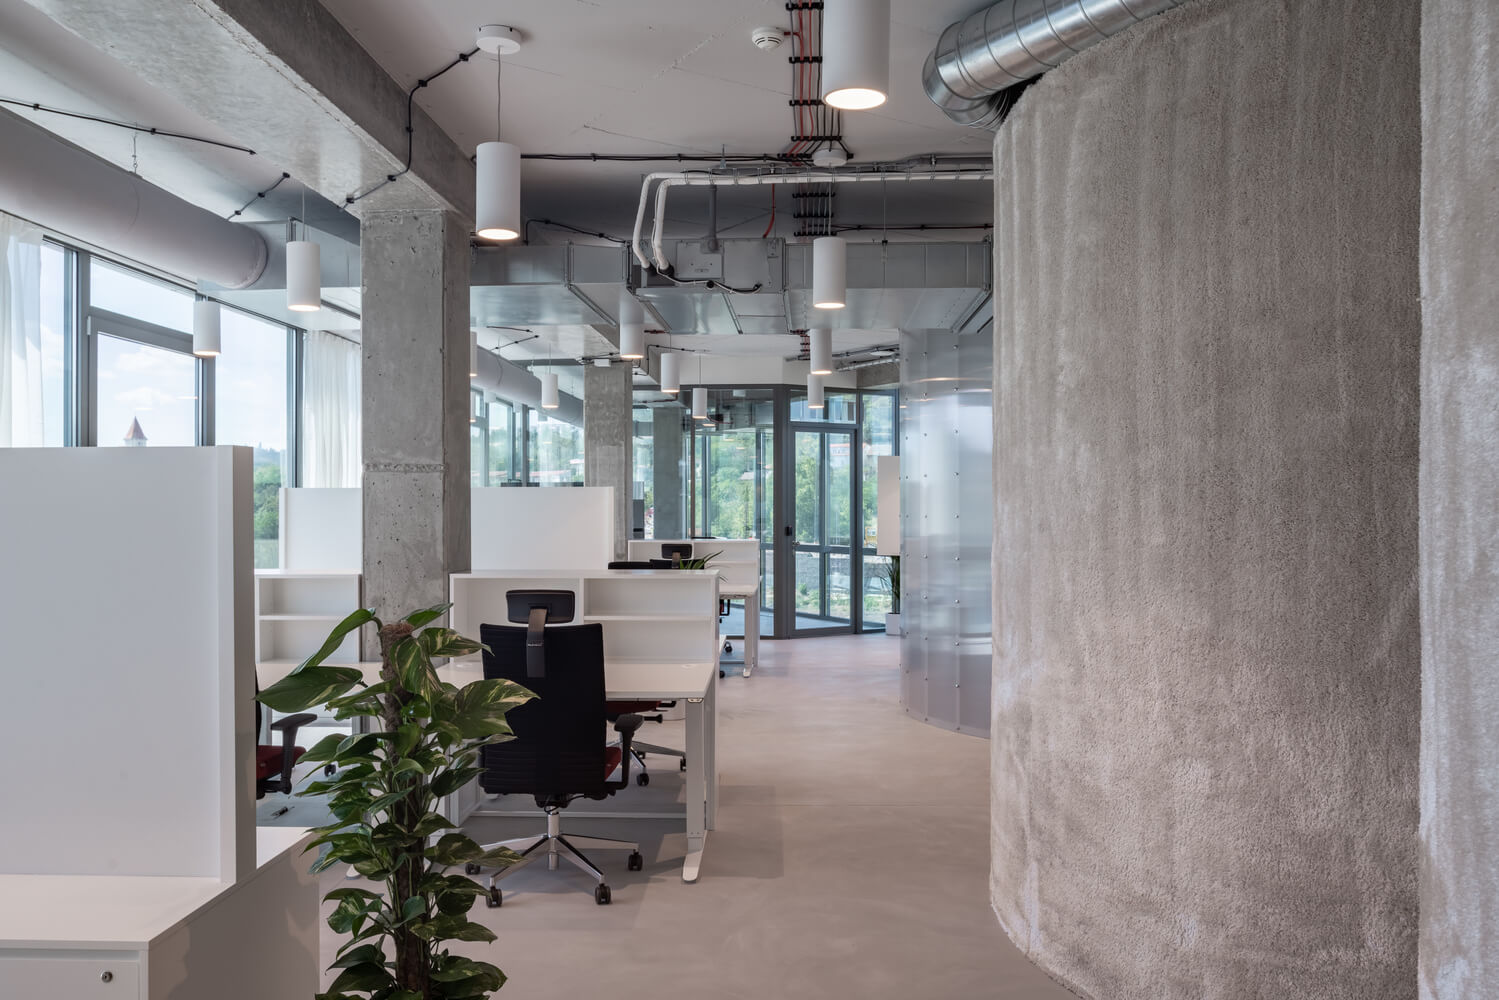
[0,213,44,447]
[301,328,361,487]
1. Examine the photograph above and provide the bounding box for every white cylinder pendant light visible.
[809,327,833,375]
[475,141,521,241]
[660,350,680,394]
[692,386,708,420]
[286,238,321,312]
[540,370,559,409]
[808,373,825,410]
[469,331,480,378]
[813,236,847,309]
[192,299,221,357]
[619,289,645,359]
[822,0,890,110]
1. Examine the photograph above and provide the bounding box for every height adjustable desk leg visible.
[743,624,758,678]
[705,671,718,830]
[683,695,708,883]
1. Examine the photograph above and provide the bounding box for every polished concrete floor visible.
[315,633,1075,999]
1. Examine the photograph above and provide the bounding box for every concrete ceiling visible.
[0,1,355,242]
[315,0,996,237]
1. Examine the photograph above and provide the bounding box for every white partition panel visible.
[877,455,902,556]
[471,487,614,571]
[280,487,361,570]
[628,538,760,589]
[0,447,254,880]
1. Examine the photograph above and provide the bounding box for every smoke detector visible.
[751,26,785,51]
[812,144,848,168]
[476,25,522,56]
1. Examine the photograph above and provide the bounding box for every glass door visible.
[788,424,857,635]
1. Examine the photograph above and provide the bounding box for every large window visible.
[39,242,70,446]
[488,400,517,485]
[528,411,583,485]
[216,309,291,567]
[95,332,197,447]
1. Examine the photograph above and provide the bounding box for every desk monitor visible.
[505,589,576,677]
[660,542,693,561]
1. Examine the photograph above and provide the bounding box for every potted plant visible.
[878,555,901,636]
[257,603,533,1000]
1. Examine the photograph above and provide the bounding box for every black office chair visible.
[607,560,657,570]
[660,542,692,566]
[472,590,644,906]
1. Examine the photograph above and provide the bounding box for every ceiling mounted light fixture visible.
[619,290,645,360]
[693,386,708,421]
[192,298,221,357]
[475,25,523,241]
[540,370,559,409]
[808,373,825,410]
[813,236,847,309]
[822,0,890,111]
[809,327,833,375]
[288,188,321,313]
[469,331,480,378]
[660,350,680,394]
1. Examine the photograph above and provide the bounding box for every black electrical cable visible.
[342,47,480,207]
[0,97,258,155]
[654,272,763,295]
[226,171,291,221]
[521,153,792,163]
[524,218,630,245]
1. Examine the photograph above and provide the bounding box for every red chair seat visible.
[257,745,306,781]
[606,700,660,714]
[603,746,623,777]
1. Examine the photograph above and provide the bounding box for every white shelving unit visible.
[254,571,379,691]
[449,569,720,668]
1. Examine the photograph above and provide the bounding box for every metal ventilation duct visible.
[923,0,1184,128]
[0,107,266,287]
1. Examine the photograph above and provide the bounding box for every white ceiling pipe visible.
[0,108,266,288]
[642,168,995,271]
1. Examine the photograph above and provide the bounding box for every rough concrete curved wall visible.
[1419,2,1499,997]
[989,1,1421,997]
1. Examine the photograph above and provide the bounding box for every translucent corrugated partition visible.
[899,327,994,736]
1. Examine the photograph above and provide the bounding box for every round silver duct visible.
[922,0,1185,128]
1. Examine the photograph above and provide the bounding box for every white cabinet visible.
[0,955,140,998]
[255,571,372,686]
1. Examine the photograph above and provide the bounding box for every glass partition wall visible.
[658,383,897,640]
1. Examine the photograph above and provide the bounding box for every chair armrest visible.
[609,713,644,788]
[612,714,644,738]
[269,713,318,732]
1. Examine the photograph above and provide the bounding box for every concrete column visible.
[652,406,685,539]
[360,209,471,618]
[990,0,1420,997]
[1419,2,1499,997]
[583,362,632,560]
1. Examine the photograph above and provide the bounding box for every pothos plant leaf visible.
[255,607,533,1000]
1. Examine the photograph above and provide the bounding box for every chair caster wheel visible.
[636,772,649,786]
[680,759,688,772]
[595,884,611,905]
[487,887,502,908]
[628,852,643,872]
[323,764,337,777]
[465,863,481,876]
[719,670,726,678]
[724,641,733,655]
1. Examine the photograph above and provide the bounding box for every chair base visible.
[476,808,641,904]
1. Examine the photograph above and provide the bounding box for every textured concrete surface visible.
[990,0,1422,997]
[583,361,633,561]
[1419,2,1499,997]
[314,635,1075,999]
[899,328,994,737]
[652,405,685,540]
[20,0,474,215]
[360,209,471,618]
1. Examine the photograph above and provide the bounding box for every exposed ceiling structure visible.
[0,0,997,395]
[314,0,996,237]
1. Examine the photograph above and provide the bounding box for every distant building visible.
[124,417,147,447]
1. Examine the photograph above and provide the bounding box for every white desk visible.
[441,656,718,882]
[719,580,760,677]
[0,829,317,999]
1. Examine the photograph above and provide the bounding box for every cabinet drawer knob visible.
[101,971,114,983]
